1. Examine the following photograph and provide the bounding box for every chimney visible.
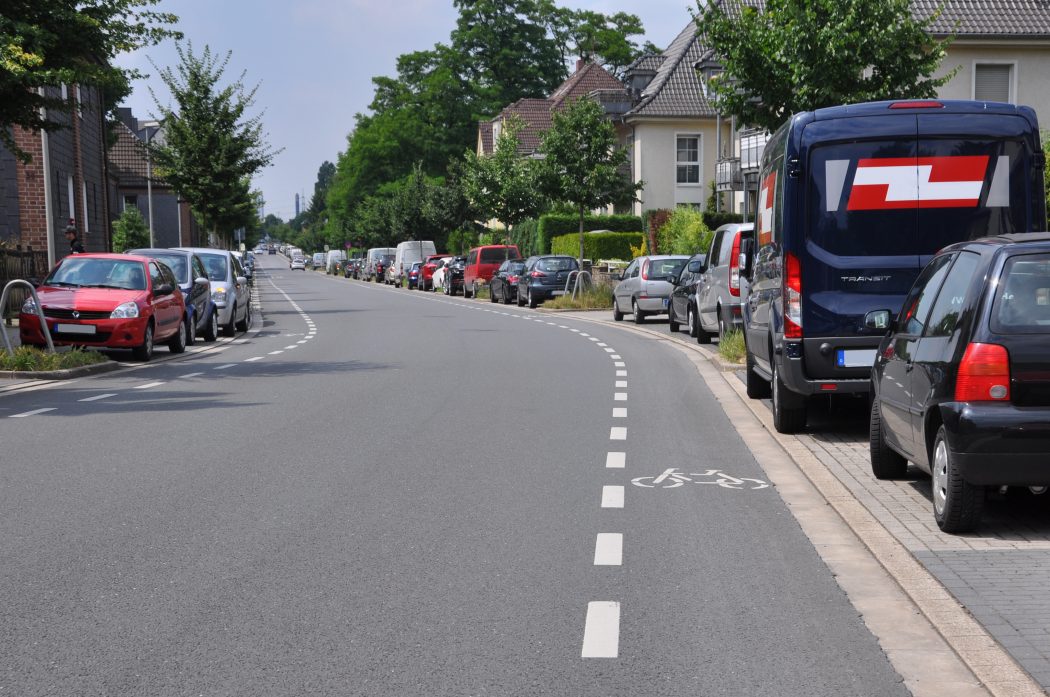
[576,58,585,72]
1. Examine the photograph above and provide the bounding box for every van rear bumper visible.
[779,351,871,396]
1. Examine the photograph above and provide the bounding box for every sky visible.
[114,0,697,221]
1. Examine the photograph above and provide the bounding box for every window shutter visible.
[975,64,1011,102]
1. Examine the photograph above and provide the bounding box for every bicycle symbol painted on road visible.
[631,468,769,490]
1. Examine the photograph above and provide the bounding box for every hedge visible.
[550,231,645,261]
[536,214,643,255]
[702,210,745,229]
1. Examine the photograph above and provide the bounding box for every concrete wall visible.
[628,118,720,215]
[935,43,1050,129]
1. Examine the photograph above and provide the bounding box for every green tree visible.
[110,205,150,252]
[538,5,653,79]
[149,43,277,246]
[657,207,712,256]
[696,0,956,132]
[462,117,546,247]
[539,98,640,261]
[0,0,180,160]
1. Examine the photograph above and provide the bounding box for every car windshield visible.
[198,253,229,281]
[650,258,687,278]
[536,258,578,272]
[144,254,189,283]
[991,254,1050,332]
[46,257,147,290]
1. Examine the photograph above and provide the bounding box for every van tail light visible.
[530,270,547,278]
[955,343,1011,402]
[641,259,650,281]
[784,252,803,339]
[889,100,943,109]
[729,232,742,297]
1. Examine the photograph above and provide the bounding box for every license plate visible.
[836,349,877,368]
[552,290,565,296]
[55,323,96,335]
[662,298,669,308]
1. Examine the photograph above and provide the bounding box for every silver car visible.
[613,255,690,324]
[696,223,754,343]
[174,247,251,336]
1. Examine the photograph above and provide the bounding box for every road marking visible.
[233,339,250,344]
[593,533,623,565]
[615,381,627,389]
[78,393,117,402]
[614,361,625,368]
[214,363,236,370]
[180,372,204,379]
[603,347,615,353]
[616,370,627,377]
[244,357,263,362]
[210,345,229,353]
[581,602,620,658]
[601,486,625,509]
[134,381,165,390]
[579,332,589,337]
[268,350,284,355]
[570,329,580,332]
[559,325,568,329]
[597,342,607,347]
[614,393,627,402]
[284,345,298,349]
[610,354,621,359]
[613,408,627,418]
[589,337,599,341]
[9,407,56,418]
[297,340,308,344]
[610,427,627,440]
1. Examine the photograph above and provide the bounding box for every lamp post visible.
[140,124,160,248]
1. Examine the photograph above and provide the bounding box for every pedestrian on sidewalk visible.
[65,220,84,254]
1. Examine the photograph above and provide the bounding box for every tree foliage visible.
[0,0,180,159]
[539,98,640,259]
[696,0,956,132]
[149,43,277,244]
[110,205,150,252]
[462,117,546,237]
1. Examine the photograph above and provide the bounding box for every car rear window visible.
[199,253,229,281]
[991,253,1050,333]
[537,257,578,272]
[145,254,189,283]
[648,258,687,278]
[807,139,1029,257]
[480,248,517,264]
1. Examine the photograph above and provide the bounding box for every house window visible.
[974,64,1012,103]
[124,195,138,210]
[676,135,701,184]
[67,175,75,221]
[81,181,90,233]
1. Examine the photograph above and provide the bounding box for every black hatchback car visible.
[869,234,1050,532]
[516,255,579,308]
[489,258,525,304]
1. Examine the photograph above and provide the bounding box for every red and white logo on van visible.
[845,155,999,211]
[758,171,777,245]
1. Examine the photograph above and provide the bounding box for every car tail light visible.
[784,252,802,339]
[890,100,943,109]
[955,343,1011,402]
[530,270,547,278]
[641,258,650,281]
[729,232,742,297]
[509,275,519,283]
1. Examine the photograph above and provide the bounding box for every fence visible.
[1,245,48,323]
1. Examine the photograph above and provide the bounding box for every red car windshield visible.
[46,258,147,291]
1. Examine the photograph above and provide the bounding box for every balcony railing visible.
[716,157,742,191]
[740,129,769,171]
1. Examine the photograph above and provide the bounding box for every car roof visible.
[942,232,1050,255]
[174,247,231,256]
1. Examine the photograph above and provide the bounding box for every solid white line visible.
[601,486,625,509]
[593,533,623,565]
[581,602,620,658]
[616,370,627,377]
[214,363,236,370]
[134,381,165,390]
[244,357,263,362]
[615,380,627,388]
[9,407,56,418]
[180,372,204,379]
[614,393,627,402]
[613,408,627,418]
[610,426,627,440]
[78,393,116,402]
[614,361,625,368]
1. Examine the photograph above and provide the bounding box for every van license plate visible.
[836,349,877,368]
[662,298,669,308]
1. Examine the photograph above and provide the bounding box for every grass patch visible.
[718,329,746,364]
[0,346,109,372]
[544,284,614,310]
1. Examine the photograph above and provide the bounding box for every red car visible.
[20,253,188,361]
[463,244,520,298]
[420,254,451,291]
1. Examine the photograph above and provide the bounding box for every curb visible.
[0,359,121,382]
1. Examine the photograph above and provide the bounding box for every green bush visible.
[536,214,643,254]
[702,210,745,229]
[544,283,614,310]
[657,207,713,255]
[111,207,150,252]
[0,346,108,371]
[510,218,540,256]
[550,232,645,261]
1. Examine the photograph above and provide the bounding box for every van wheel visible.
[718,307,728,342]
[932,426,984,532]
[745,347,771,399]
[772,360,807,433]
[696,316,711,344]
[613,299,623,321]
[668,305,680,333]
[870,397,908,479]
[632,299,644,324]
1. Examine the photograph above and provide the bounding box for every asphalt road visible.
[0,255,910,696]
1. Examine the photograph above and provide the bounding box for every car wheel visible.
[133,322,154,361]
[168,317,187,354]
[668,304,680,333]
[186,313,197,345]
[696,311,712,344]
[632,299,644,324]
[870,397,908,479]
[745,345,771,399]
[613,298,623,321]
[464,282,473,299]
[718,307,728,342]
[687,306,699,338]
[932,425,984,532]
[517,289,526,307]
[490,286,497,303]
[528,289,538,309]
[235,303,249,332]
[771,360,807,434]
[503,290,511,305]
[223,310,236,337]
[202,309,219,342]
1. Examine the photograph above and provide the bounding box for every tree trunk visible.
[578,205,585,266]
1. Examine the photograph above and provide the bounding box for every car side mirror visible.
[194,276,209,286]
[687,260,702,274]
[864,309,893,331]
[155,283,174,296]
[667,274,679,285]
[236,276,247,287]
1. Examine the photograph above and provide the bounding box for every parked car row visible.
[19,246,252,361]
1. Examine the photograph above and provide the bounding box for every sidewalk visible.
[558,308,1050,696]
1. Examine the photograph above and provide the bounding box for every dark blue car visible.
[127,248,218,344]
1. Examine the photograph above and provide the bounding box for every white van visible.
[325,249,346,275]
[365,247,397,281]
[392,240,436,284]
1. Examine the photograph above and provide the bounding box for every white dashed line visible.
[597,342,607,347]
[180,372,204,379]
[78,393,116,402]
[284,345,298,349]
[268,350,284,355]
[579,333,589,337]
[610,427,627,440]
[589,337,599,342]
[134,381,165,390]
[581,602,620,658]
[570,329,580,333]
[601,486,625,509]
[616,370,627,377]
[615,381,627,388]
[244,357,263,362]
[610,354,621,359]
[603,348,616,353]
[614,361,625,368]
[297,340,308,344]
[613,408,627,418]
[593,533,623,565]
[9,407,56,418]
[214,363,236,370]
[614,393,627,402]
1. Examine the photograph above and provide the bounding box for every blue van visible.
[743,99,1047,433]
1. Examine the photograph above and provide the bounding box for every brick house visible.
[1,83,112,267]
